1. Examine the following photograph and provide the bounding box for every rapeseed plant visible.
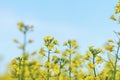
[1,0,120,80]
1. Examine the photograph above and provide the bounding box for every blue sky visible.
[0,0,119,74]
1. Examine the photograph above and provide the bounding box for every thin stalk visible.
[58,58,62,80]
[93,55,96,77]
[21,31,27,80]
[23,31,26,54]
[18,59,21,80]
[69,44,72,80]
[113,45,120,80]
[107,53,114,68]
[69,54,71,79]
[28,65,36,80]
[47,50,50,80]
[59,59,61,75]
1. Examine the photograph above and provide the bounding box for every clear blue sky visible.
[0,0,119,74]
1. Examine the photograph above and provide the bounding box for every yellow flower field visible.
[1,0,120,80]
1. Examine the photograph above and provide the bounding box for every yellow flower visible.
[115,3,120,14]
[44,61,51,67]
[11,59,17,65]
[88,46,94,49]
[25,69,30,77]
[62,66,67,72]
[88,46,94,51]
[17,22,24,31]
[77,77,83,80]
[17,22,24,27]
[67,49,74,54]
[71,40,79,49]
[32,51,36,55]
[18,26,23,31]
[59,75,64,80]
[54,49,60,54]
[110,15,116,21]
[48,43,54,50]
[88,62,94,69]
[53,64,59,74]
[63,41,67,46]
[44,43,49,47]
[85,75,99,80]
[19,44,24,49]
[96,56,103,64]
[13,39,19,43]
[62,51,68,56]
[74,60,81,67]
[68,40,71,44]
[97,48,104,53]
[39,47,45,56]
[16,67,21,75]
[71,40,76,46]
[84,51,91,60]
[69,63,75,69]
[28,39,33,43]
[52,55,58,61]
[104,45,114,52]
[44,36,52,41]
[53,39,58,45]
[108,39,114,43]
[105,61,114,71]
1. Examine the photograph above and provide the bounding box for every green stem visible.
[59,59,61,75]
[113,45,120,80]
[21,31,27,80]
[93,55,96,77]
[69,54,71,79]
[58,58,61,80]
[18,59,21,80]
[69,44,72,80]
[23,31,26,54]
[28,65,36,80]
[47,50,50,80]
